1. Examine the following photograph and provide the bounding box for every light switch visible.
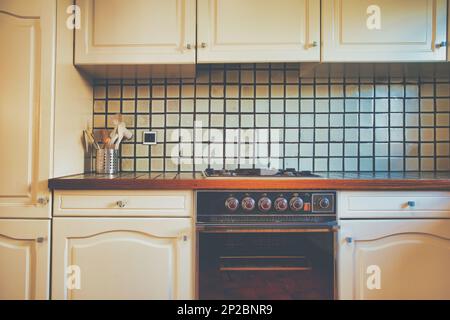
[142,131,157,145]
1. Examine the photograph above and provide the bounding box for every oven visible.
[196,190,337,300]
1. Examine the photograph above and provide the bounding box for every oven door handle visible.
[196,223,339,234]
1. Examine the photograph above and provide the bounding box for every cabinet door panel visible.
[339,220,450,300]
[75,0,196,64]
[197,0,320,62]
[52,218,193,300]
[322,0,447,61]
[0,220,50,300]
[0,0,54,218]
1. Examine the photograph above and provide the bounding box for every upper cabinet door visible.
[0,0,54,219]
[197,0,320,63]
[322,0,448,62]
[75,0,196,65]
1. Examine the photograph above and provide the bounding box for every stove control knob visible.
[258,197,272,212]
[225,197,239,212]
[241,197,256,212]
[289,197,304,212]
[274,197,288,212]
[319,197,331,210]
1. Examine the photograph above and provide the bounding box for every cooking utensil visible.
[83,130,90,153]
[87,130,100,150]
[114,122,133,150]
[101,129,113,148]
[108,113,122,145]
[83,130,100,151]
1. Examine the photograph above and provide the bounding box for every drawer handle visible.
[407,201,416,208]
[116,200,127,208]
[36,237,45,243]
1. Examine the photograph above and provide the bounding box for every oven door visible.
[197,224,337,300]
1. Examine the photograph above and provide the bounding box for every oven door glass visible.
[198,231,335,300]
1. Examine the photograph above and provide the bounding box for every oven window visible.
[198,232,334,300]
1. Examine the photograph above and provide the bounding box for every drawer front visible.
[339,191,450,219]
[53,190,193,217]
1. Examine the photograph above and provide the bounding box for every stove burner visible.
[204,168,320,178]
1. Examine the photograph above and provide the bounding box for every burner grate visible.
[203,168,320,177]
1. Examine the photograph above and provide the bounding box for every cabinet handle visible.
[345,236,353,244]
[310,41,318,48]
[200,42,207,48]
[37,197,49,206]
[435,41,447,48]
[36,237,45,243]
[186,43,192,50]
[116,200,127,208]
[407,200,416,208]
[183,235,188,242]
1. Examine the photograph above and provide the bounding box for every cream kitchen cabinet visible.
[338,192,450,300]
[74,0,196,65]
[0,0,55,218]
[52,218,194,300]
[197,0,320,63]
[338,219,450,300]
[51,190,194,300]
[0,220,51,300]
[322,0,448,62]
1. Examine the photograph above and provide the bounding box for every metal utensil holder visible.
[96,149,119,174]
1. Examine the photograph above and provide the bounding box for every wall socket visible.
[142,131,157,145]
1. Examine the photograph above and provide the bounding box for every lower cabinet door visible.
[0,219,50,300]
[52,218,193,300]
[338,219,450,300]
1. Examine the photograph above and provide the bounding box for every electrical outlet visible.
[142,131,157,145]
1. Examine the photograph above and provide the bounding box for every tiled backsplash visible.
[93,64,450,173]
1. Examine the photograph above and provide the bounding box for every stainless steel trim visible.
[196,222,338,234]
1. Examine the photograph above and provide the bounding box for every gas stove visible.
[203,168,320,178]
[196,189,337,300]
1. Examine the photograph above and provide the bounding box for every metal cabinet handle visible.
[186,43,192,50]
[407,200,416,208]
[310,41,318,47]
[37,197,49,206]
[183,235,188,242]
[345,236,353,244]
[200,42,207,48]
[436,41,447,48]
[36,237,45,243]
[116,200,127,208]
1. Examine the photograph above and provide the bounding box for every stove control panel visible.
[197,191,336,217]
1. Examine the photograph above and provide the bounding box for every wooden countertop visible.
[48,172,450,191]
